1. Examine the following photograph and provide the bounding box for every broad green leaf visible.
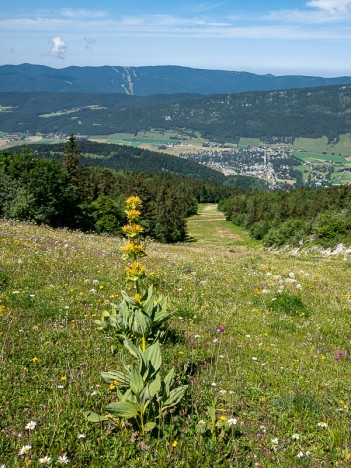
[105,401,140,418]
[139,386,150,404]
[85,411,110,423]
[101,370,130,386]
[123,339,141,360]
[130,365,144,395]
[144,341,162,374]
[163,367,175,387]
[149,374,161,398]
[144,421,156,432]
[133,310,152,337]
[163,385,188,409]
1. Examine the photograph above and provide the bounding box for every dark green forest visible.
[0,136,235,243]
[1,83,351,141]
[220,185,351,247]
[16,140,225,184]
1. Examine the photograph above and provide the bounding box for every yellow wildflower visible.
[126,210,141,223]
[122,223,144,238]
[125,196,142,210]
[110,380,118,390]
[133,293,143,304]
[122,242,146,259]
[126,261,146,281]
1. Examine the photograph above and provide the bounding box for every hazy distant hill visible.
[1,64,351,95]
[1,84,351,141]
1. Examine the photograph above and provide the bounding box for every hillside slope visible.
[1,84,351,140]
[1,214,351,465]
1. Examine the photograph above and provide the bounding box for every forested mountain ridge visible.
[12,140,225,183]
[1,84,351,140]
[1,63,351,95]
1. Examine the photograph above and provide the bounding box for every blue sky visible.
[1,0,351,76]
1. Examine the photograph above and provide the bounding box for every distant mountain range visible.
[1,63,351,95]
[1,85,351,140]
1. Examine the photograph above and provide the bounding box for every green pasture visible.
[294,134,351,156]
[294,152,349,164]
[238,137,261,147]
[2,206,351,465]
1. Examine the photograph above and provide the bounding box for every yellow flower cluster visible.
[125,261,146,282]
[125,196,142,210]
[122,195,147,287]
[122,242,146,258]
[126,209,141,222]
[133,293,143,304]
[122,223,144,238]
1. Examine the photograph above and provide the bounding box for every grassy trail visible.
[185,203,258,254]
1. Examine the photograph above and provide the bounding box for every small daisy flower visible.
[39,455,51,464]
[197,420,206,427]
[18,445,32,456]
[297,451,304,458]
[291,433,300,440]
[25,421,37,430]
[57,455,69,464]
[77,434,86,439]
[227,418,237,426]
[271,438,279,445]
[318,422,327,427]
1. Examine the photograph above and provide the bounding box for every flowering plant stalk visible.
[89,196,187,435]
[94,196,174,350]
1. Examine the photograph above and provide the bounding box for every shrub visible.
[263,219,309,247]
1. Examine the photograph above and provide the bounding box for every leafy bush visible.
[87,339,187,436]
[263,219,309,247]
[249,221,271,240]
[315,210,351,246]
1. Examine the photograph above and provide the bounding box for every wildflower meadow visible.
[1,203,351,466]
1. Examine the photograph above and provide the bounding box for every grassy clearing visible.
[2,208,351,466]
[238,138,261,147]
[294,134,351,157]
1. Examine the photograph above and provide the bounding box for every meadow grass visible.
[1,208,351,466]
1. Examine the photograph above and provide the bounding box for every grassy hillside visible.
[1,209,351,466]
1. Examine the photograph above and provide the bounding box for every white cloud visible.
[50,36,66,59]
[266,0,351,23]
[306,0,351,14]
[59,9,107,19]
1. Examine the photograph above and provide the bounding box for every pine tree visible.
[63,133,81,182]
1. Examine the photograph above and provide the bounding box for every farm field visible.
[293,134,351,157]
[2,205,351,466]
[89,130,236,156]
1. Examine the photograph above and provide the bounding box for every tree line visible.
[219,185,351,247]
[0,135,235,243]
